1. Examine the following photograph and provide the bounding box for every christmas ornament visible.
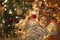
[16,7,23,15]
[19,29,22,31]
[8,17,13,22]
[31,14,37,19]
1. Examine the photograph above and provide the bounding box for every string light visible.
[13,4,16,7]
[15,16,19,18]
[5,0,8,3]
[2,19,5,23]
[8,35,10,37]
[25,7,27,10]
[4,8,7,11]
[9,10,12,14]
[2,2,4,5]
[14,8,17,10]
[8,25,10,27]
[4,5,7,7]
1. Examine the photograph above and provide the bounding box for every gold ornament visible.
[16,7,23,15]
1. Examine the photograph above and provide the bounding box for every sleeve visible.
[51,24,57,35]
[46,23,57,35]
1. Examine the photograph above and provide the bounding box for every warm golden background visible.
[45,0,60,40]
[0,0,60,40]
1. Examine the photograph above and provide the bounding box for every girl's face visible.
[39,16,48,27]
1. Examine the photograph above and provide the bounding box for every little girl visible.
[24,14,49,40]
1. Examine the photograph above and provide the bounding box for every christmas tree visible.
[0,0,32,38]
[1,0,19,38]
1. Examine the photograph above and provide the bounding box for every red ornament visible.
[28,14,37,20]
[8,17,13,22]
[31,14,37,19]
[19,29,21,31]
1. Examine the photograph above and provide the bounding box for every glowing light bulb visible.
[9,10,12,14]
[8,25,10,27]
[5,9,7,11]
[16,16,19,18]
[4,5,6,7]
[5,0,8,3]
[25,7,27,10]
[14,8,16,10]
[2,19,5,23]
[2,2,4,5]
[13,4,16,7]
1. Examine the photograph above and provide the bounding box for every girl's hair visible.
[38,14,48,20]
[38,14,50,25]
[50,16,57,22]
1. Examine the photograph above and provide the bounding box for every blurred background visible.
[0,0,60,40]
